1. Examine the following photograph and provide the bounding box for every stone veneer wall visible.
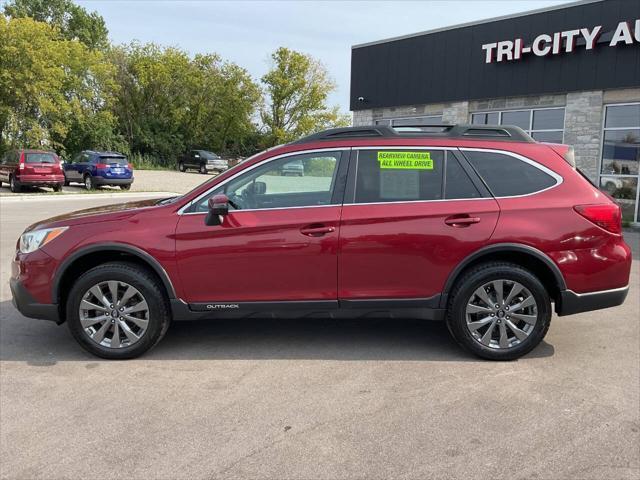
[352,88,640,184]
[563,91,604,182]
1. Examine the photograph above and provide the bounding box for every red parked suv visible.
[0,149,65,192]
[10,125,632,360]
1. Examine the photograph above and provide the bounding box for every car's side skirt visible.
[170,296,445,321]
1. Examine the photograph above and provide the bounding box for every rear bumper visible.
[556,285,629,316]
[10,277,60,323]
[16,175,65,186]
[92,176,133,186]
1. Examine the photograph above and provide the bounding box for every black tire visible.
[9,175,20,193]
[53,184,63,192]
[84,174,94,190]
[66,262,171,359]
[120,184,131,190]
[199,164,207,174]
[446,262,551,361]
[178,162,186,172]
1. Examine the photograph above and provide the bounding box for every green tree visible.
[3,0,108,49]
[110,42,262,164]
[260,47,349,146]
[0,15,118,155]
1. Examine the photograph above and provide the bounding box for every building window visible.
[599,103,640,224]
[471,107,565,143]
[375,115,442,127]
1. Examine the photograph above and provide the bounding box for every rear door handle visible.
[300,224,335,237]
[444,215,481,227]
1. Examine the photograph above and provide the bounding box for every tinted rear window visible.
[100,156,128,165]
[463,151,557,197]
[25,153,56,164]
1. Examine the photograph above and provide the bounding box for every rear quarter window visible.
[462,150,558,197]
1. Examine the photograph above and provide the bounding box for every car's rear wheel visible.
[446,262,551,360]
[120,184,131,190]
[178,162,186,172]
[9,175,20,193]
[66,262,171,359]
[199,164,207,174]
[84,174,94,190]
[53,184,63,192]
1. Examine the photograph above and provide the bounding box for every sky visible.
[76,0,575,112]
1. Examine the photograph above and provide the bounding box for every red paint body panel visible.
[338,199,500,299]
[175,206,341,302]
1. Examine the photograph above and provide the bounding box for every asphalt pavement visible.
[0,195,638,480]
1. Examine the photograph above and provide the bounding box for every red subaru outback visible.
[10,125,632,360]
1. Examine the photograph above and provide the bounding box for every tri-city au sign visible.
[482,19,640,63]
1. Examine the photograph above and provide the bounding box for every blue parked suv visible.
[64,151,134,190]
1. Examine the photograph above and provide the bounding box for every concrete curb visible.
[0,192,180,202]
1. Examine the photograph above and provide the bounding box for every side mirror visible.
[205,194,229,226]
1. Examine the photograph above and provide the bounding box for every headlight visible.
[19,227,68,254]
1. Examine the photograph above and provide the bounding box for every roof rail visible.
[291,124,535,144]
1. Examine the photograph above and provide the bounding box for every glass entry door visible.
[599,103,640,225]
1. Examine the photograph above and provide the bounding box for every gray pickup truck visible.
[178,150,229,174]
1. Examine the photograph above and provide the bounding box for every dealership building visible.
[350,0,640,223]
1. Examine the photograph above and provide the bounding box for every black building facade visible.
[350,0,640,224]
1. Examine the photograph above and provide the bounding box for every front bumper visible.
[555,285,629,316]
[206,163,228,171]
[10,277,60,323]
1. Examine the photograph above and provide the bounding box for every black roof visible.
[291,124,535,144]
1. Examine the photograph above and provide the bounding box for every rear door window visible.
[25,153,56,164]
[462,150,558,197]
[353,149,444,203]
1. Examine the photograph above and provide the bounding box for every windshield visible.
[26,153,56,164]
[200,151,220,160]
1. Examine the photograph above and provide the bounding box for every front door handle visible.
[444,215,481,227]
[300,224,335,237]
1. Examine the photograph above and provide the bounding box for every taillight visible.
[127,163,133,169]
[574,204,622,234]
[19,162,25,170]
[95,163,108,169]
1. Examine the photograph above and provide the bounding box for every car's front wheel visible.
[446,262,551,361]
[178,162,186,172]
[66,262,171,359]
[199,164,207,174]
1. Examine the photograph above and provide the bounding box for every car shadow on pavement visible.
[0,302,554,364]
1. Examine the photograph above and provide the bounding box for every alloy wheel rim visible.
[79,281,149,349]
[85,177,91,189]
[465,279,538,350]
